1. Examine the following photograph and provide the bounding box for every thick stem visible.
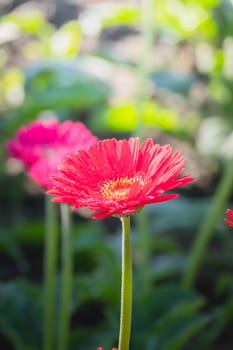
[58,204,73,350]
[118,216,132,350]
[182,159,233,288]
[43,196,59,350]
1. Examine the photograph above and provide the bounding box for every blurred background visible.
[1,0,233,349]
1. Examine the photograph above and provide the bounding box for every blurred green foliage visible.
[1,0,233,349]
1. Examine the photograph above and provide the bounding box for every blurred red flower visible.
[6,117,97,189]
[225,209,233,227]
[49,137,193,218]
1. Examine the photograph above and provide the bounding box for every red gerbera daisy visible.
[49,137,193,218]
[6,117,97,189]
[225,209,233,227]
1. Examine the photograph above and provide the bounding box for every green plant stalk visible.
[58,204,73,350]
[134,0,155,292]
[135,0,154,136]
[43,195,59,350]
[182,159,233,288]
[118,216,133,350]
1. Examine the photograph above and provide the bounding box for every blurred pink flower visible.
[225,209,233,228]
[6,117,97,189]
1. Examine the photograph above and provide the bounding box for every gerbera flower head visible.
[49,137,194,218]
[225,209,233,227]
[6,118,59,167]
[6,117,97,188]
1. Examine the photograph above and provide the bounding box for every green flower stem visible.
[43,195,59,350]
[58,204,73,350]
[139,0,154,89]
[135,0,154,137]
[118,216,133,350]
[182,159,233,288]
[134,0,155,294]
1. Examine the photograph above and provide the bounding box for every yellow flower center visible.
[100,174,149,200]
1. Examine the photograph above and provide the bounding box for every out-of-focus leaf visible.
[8,221,44,243]
[214,273,233,295]
[155,0,217,40]
[197,115,233,159]
[67,223,119,307]
[150,254,187,281]
[4,60,110,134]
[1,67,25,107]
[3,10,50,35]
[49,21,82,58]
[190,0,218,6]
[142,100,180,130]
[0,279,41,350]
[133,284,204,329]
[73,221,108,252]
[0,227,27,268]
[149,293,210,350]
[208,76,232,104]
[101,103,137,132]
[131,284,210,349]
[91,100,194,134]
[80,3,140,36]
[153,313,211,350]
[70,327,116,350]
[72,256,121,308]
[148,197,210,232]
[21,21,82,60]
[101,4,141,27]
[189,295,233,350]
[143,236,182,253]
[150,70,195,94]
[72,222,121,306]
[23,60,110,108]
[216,0,233,40]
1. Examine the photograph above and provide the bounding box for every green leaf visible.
[102,4,141,27]
[150,70,195,94]
[155,0,217,40]
[0,67,24,107]
[80,3,140,31]
[24,60,110,109]
[142,100,180,130]
[0,279,41,350]
[91,100,194,134]
[150,254,187,281]
[133,284,204,329]
[148,197,210,232]
[49,21,82,58]
[9,221,44,243]
[104,103,137,131]
[0,227,27,268]
[4,60,110,135]
[156,314,210,350]
[196,115,233,160]
[3,10,49,35]
[131,284,208,349]
[70,327,116,350]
